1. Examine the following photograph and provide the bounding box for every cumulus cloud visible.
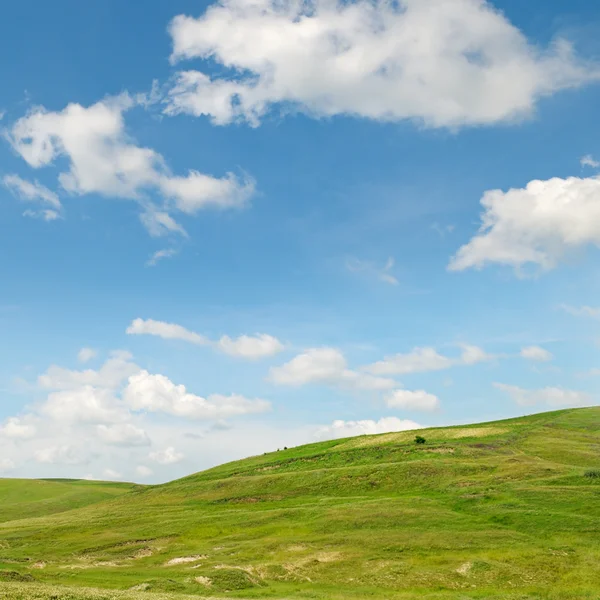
[268,347,397,390]
[96,423,151,447]
[314,417,422,441]
[365,344,492,376]
[149,446,184,465]
[217,334,284,359]
[166,0,597,128]
[6,94,254,233]
[40,386,127,424]
[449,175,600,273]
[385,389,440,412]
[124,370,271,419]
[0,347,274,478]
[77,347,97,363]
[520,345,553,362]
[35,444,88,465]
[126,318,285,359]
[0,417,36,439]
[38,352,140,390]
[126,318,209,345]
[494,382,592,407]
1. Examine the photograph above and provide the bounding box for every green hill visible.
[1,407,599,599]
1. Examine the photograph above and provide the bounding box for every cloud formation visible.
[365,344,492,375]
[449,175,600,273]
[0,350,272,479]
[520,346,553,362]
[166,0,597,127]
[124,370,271,419]
[385,389,440,412]
[494,383,592,407]
[314,417,422,441]
[6,94,254,233]
[127,318,285,359]
[268,347,397,390]
[3,174,62,221]
[217,334,285,359]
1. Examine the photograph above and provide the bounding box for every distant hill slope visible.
[0,407,599,600]
[0,478,137,524]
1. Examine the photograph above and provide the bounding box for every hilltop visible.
[0,407,599,599]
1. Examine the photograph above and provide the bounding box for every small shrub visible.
[415,435,426,445]
[584,470,600,479]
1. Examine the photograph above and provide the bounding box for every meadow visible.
[1,407,599,599]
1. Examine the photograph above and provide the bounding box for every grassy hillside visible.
[0,407,599,599]
[0,478,137,524]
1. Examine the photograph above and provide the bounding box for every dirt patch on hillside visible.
[165,555,207,566]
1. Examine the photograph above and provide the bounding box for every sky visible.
[1,0,600,483]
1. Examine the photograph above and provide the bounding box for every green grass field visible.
[1,407,599,599]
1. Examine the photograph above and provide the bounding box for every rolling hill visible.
[0,407,599,599]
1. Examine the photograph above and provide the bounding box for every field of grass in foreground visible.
[0,407,599,599]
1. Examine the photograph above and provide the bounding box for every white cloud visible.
[365,344,491,376]
[0,458,15,472]
[34,444,87,465]
[268,347,350,385]
[581,155,600,169]
[449,175,600,273]
[102,468,123,480]
[40,386,127,424]
[97,423,151,447]
[78,347,97,363]
[520,345,553,362]
[146,248,178,267]
[268,347,397,391]
[0,417,36,439]
[346,256,399,286]
[385,389,440,412]
[160,170,255,214]
[127,318,285,359]
[38,352,140,390]
[3,174,61,209]
[366,347,452,375]
[149,446,184,465]
[0,348,283,480]
[561,304,600,319]
[124,370,271,419]
[140,209,188,238]
[166,0,597,128]
[22,208,61,221]
[7,94,254,232]
[314,417,422,441]
[135,465,153,478]
[126,318,209,345]
[457,344,494,365]
[217,334,285,359]
[494,382,592,407]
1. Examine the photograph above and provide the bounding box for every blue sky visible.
[1,0,599,482]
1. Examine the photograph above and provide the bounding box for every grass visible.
[0,407,599,599]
